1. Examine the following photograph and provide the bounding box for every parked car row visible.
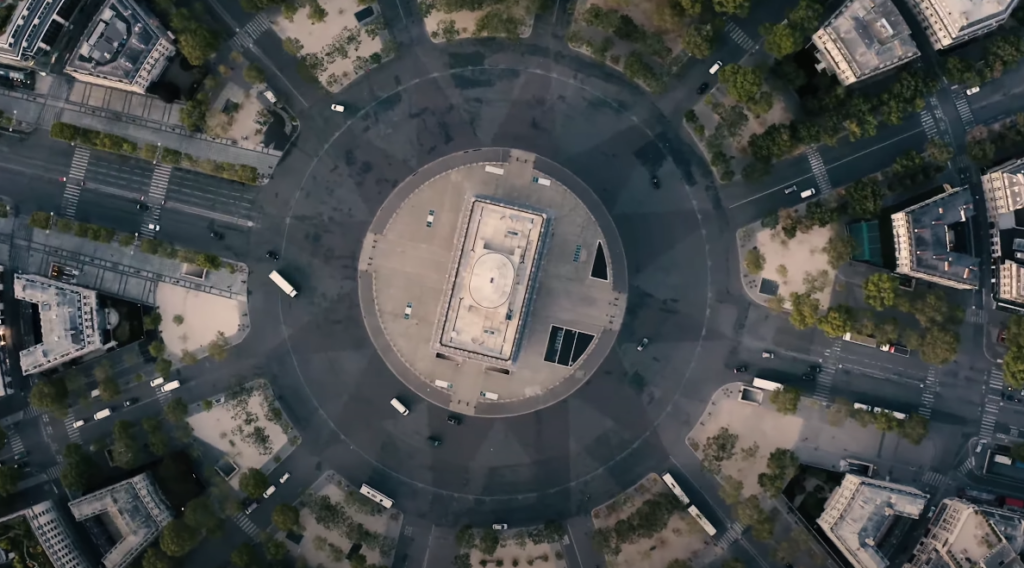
[77,377,182,426]
[246,472,292,514]
[390,397,465,447]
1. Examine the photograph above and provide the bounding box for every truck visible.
[160,380,181,393]
[800,188,816,199]
[879,343,911,357]
[994,454,1013,465]
[269,270,298,298]
[843,332,878,348]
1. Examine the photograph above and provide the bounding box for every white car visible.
[966,86,980,95]
[73,420,86,428]
[279,472,291,483]
[263,486,277,498]
[492,524,508,530]
[150,377,165,387]
[147,223,160,232]
[709,61,723,74]
[331,104,345,112]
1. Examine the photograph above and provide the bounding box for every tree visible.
[712,0,748,16]
[744,248,765,274]
[272,503,302,533]
[824,233,858,269]
[170,11,220,66]
[112,420,142,468]
[0,466,19,496]
[760,23,801,58]
[1005,316,1024,388]
[282,36,304,56]
[30,376,69,418]
[231,543,259,567]
[184,497,223,536]
[479,527,500,556]
[207,331,231,361]
[143,311,162,331]
[202,399,214,412]
[155,358,172,377]
[455,525,476,550]
[734,496,775,541]
[718,64,765,106]
[60,443,98,492]
[748,123,795,163]
[844,178,884,218]
[863,273,898,310]
[149,340,167,359]
[307,0,327,23]
[719,475,744,505]
[901,414,930,445]
[239,468,271,498]
[196,254,222,271]
[818,305,855,338]
[142,416,170,456]
[680,24,714,59]
[920,327,960,366]
[758,448,800,496]
[926,140,954,164]
[769,386,801,415]
[788,0,824,34]
[968,139,996,164]
[943,56,982,87]
[180,92,209,133]
[265,538,288,560]
[788,292,821,329]
[453,553,472,568]
[702,427,739,473]
[142,547,175,568]
[165,397,188,423]
[173,314,184,326]
[160,519,200,557]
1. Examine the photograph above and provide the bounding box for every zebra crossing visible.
[230,14,272,51]
[922,471,949,487]
[805,147,833,194]
[45,465,62,481]
[139,165,172,238]
[919,368,938,418]
[958,456,975,474]
[979,368,1003,440]
[724,22,757,51]
[813,340,841,402]
[61,147,91,219]
[716,521,743,547]
[952,92,975,130]
[63,416,81,443]
[233,513,261,540]
[920,111,939,140]
[5,431,23,455]
[967,307,986,324]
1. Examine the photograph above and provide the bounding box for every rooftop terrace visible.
[813,0,920,84]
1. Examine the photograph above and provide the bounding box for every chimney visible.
[945,261,951,271]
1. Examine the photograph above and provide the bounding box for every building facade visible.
[982,158,1024,312]
[0,0,80,67]
[905,498,1024,568]
[811,0,920,86]
[891,184,979,290]
[905,0,1020,50]
[0,500,90,568]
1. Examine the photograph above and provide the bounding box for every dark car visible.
[210,231,224,240]
[733,366,747,373]
[428,437,442,447]
[123,398,139,407]
[650,176,660,189]
[801,374,816,381]
[447,416,461,426]
[266,251,280,261]
[696,82,709,95]
[807,365,821,373]
[137,203,150,211]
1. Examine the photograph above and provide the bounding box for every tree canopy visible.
[0,466,19,496]
[141,548,176,568]
[680,24,715,59]
[165,398,188,423]
[160,519,200,557]
[29,376,69,418]
[844,178,884,218]
[769,386,801,415]
[817,305,855,338]
[112,420,142,469]
[60,443,99,493]
[788,292,821,329]
[239,468,271,499]
[272,503,302,533]
[757,448,800,496]
[863,273,898,310]
[900,414,930,445]
[184,497,223,536]
[231,543,259,567]
[1005,315,1024,388]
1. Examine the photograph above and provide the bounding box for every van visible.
[433,380,453,389]
[73,420,86,428]
[262,486,277,498]
[390,398,409,415]
[150,377,165,387]
[800,188,816,199]
[480,391,499,400]
[160,380,181,393]
[709,61,723,74]
[90,389,101,398]
[94,408,112,420]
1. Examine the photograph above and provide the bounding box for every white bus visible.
[853,403,872,411]
[995,454,1013,465]
[660,473,691,505]
[687,505,717,536]
[752,378,784,391]
[269,270,298,298]
[359,484,394,509]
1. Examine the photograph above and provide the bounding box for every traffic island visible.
[591,473,720,566]
[288,471,401,567]
[421,0,534,42]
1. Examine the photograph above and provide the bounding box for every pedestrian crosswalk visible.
[233,513,261,540]
[230,13,272,51]
[63,416,81,443]
[139,165,172,239]
[805,147,832,194]
[967,308,986,324]
[920,111,939,140]
[980,389,1002,440]
[724,22,757,51]
[952,92,975,130]
[922,471,949,487]
[919,368,938,418]
[716,521,743,547]
[61,147,91,219]
[813,340,841,402]
[959,456,975,474]
[5,431,23,455]
[45,465,62,481]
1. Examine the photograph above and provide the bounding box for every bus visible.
[269,270,298,298]
[359,484,394,509]
[752,378,784,391]
[995,454,1013,465]
[660,473,691,505]
[687,505,717,536]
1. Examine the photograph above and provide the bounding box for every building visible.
[14,273,110,374]
[65,0,175,93]
[891,184,979,290]
[905,498,1024,568]
[0,500,90,568]
[0,0,81,67]
[69,473,174,568]
[982,157,1024,312]
[905,0,1019,50]
[811,0,920,86]
[817,474,929,568]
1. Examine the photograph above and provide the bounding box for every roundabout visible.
[274,56,719,523]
